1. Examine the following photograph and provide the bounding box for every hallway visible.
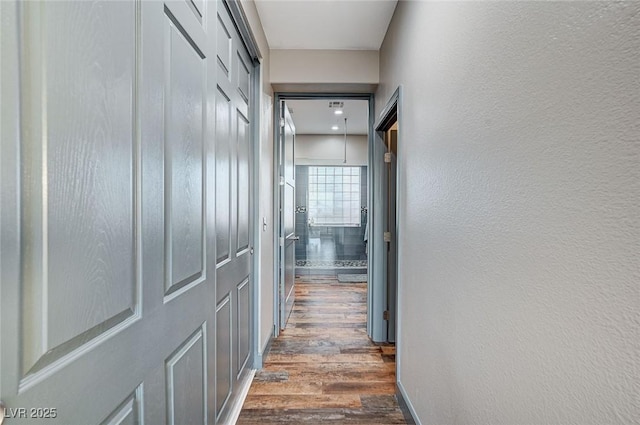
[2,1,637,423]
[237,276,406,424]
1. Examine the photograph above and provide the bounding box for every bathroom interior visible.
[288,99,369,281]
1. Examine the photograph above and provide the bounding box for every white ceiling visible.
[254,0,398,50]
[286,99,369,135]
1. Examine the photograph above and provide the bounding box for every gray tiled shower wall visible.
[295,166,368,261]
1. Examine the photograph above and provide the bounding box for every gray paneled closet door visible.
[213,1,254,422]
[0,1,252,423]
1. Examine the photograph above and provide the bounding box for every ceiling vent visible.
[328,101,344,109]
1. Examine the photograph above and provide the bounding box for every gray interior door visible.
[279,102,297,329]
[214,1,254,422]
[386,128,398,343]
[0,1,252,424]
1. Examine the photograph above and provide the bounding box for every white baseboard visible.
[255,331,274,368]
[397,379,422,425]
[225,368,256,425]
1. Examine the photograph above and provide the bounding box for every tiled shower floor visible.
[295,259,368,268]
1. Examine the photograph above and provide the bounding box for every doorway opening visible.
[274,94,374,335]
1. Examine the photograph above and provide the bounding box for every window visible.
[308,166,361,227]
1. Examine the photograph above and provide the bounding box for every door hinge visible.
[383,310,390,321]
[280,118,285,128]
[383,231,391,242]
[279,176,285,186]
[280,237,285,246]
[384,152,392,163]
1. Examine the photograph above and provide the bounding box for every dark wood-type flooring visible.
[237,275,406,424]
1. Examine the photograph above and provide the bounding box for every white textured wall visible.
[240,0,275,358]
[296,134,368,166]
[377,2,639,424]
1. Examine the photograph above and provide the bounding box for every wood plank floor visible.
[237,276,407,424]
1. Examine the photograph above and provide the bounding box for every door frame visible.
[373,85,403,365]
[272,92,375,338]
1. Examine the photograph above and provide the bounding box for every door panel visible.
[216,14,232,77]
[283,240,295,326]
[284,183,295,238]
[215,88,232,265]
[164,10,206,296]
[100,387,143,425]
[280,103,297,329]
[1,1,253,424]
[189,0,205,20]
[215,296,232,417]
[236,112,251,252]
[165,326,206,425]
[237,57,251,103]
[237,279,251,375]
[214,1,254,422]
[18,0,138,378]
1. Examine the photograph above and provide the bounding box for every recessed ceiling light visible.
[334,110,343,115]
[331,125,339,131]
